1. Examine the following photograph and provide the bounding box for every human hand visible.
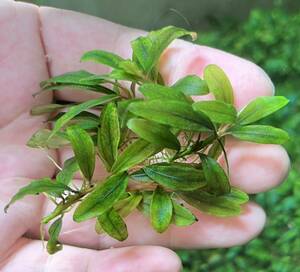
[0,1,290,271]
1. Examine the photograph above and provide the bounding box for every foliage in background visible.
[178,6,300,272]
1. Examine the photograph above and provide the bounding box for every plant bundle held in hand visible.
[4,26,289,254]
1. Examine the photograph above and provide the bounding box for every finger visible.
[1,238,181,272]
[223,139,290,193]
[0,0,56,255]
[27,198,265,250]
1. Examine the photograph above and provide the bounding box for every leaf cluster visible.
[4,26,289,254]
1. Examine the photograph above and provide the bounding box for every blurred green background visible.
[21,0,300,271]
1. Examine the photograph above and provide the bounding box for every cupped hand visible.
[0,1,290,271]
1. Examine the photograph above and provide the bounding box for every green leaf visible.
[46,217,63,254]
[109,69,141,82]
[130,169,153,183]
[128,100,214,132]
[171,200,197,226]
[224,187,249,204]
[137,191,153,216]
[73,172,128,222]
[31,104,68,116]
[127,118,180,150]
[139,83,189,102]
[66,126,95,181]
[204,64,234,104]
[179,190,242,217]
[172,75,209,96]
[118,60,144,78]
[208,138,225,160]
[200,155,231,195]
[193,100,237,124]
[27,129,69,149]
[111,139,160,173]
[150,187,173,233]
[52,111,100,130]
[131,26,195,74]
[98,102,120,170]
[50,94,118,138]
[81,50,124,69]
[237,96,289,125]
[143,163,206,191]
[5,178,70,212]
[228,125,289,144]
[56,157,79,185]
[38,70,113,95]
[96,209,128,241]
[114,193,143,217]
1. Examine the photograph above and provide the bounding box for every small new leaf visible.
[96,209,128,241]
[150,187,173,233]
[237,96,289,125]
[204,64,234,104]
[98,102,120,170]
[73,172,128,222]
[200,155,231,195]
[47,217,63,254]
[114,193,143,217]
[56,157,79,185]
[171,200,197,226]
[127,118,180,150]
[66,126,95,181]
[229,125,289,144]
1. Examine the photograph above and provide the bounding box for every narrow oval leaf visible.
[81,50,124,69]
[118,60,144,78]
[131,26,195,74]
[143,163,206,191]
[73,172,128,222]
[200,155,231,195]
[172,75,209,96]
[56,157,79,185]
[224,187,249,204]
[130,169,153,183]
[128,100,214,132]
[111,139,160,174]
[27,129,69,149]
[96,209,128,241]
[179,191,242,217]
[193,100,237,124]
[171,200,197,226]
[229,125,289,144]
[237,96,289,125]
[98,102,120,170]
[150,187,173,233]
[114,193,143,217]
[127,118,180,150]
[31,104,67,116]
[139,83,189,102]
[47,217,63,254]
[208,138,225,160]
[66,126,95,181]
[50,94,118,138]
[204,64,234,104]
[38,70,113,95]
[5,178,70,212]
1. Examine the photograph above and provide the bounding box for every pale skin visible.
[0,0,290,271]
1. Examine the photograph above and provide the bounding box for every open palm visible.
[0,1,290,271]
